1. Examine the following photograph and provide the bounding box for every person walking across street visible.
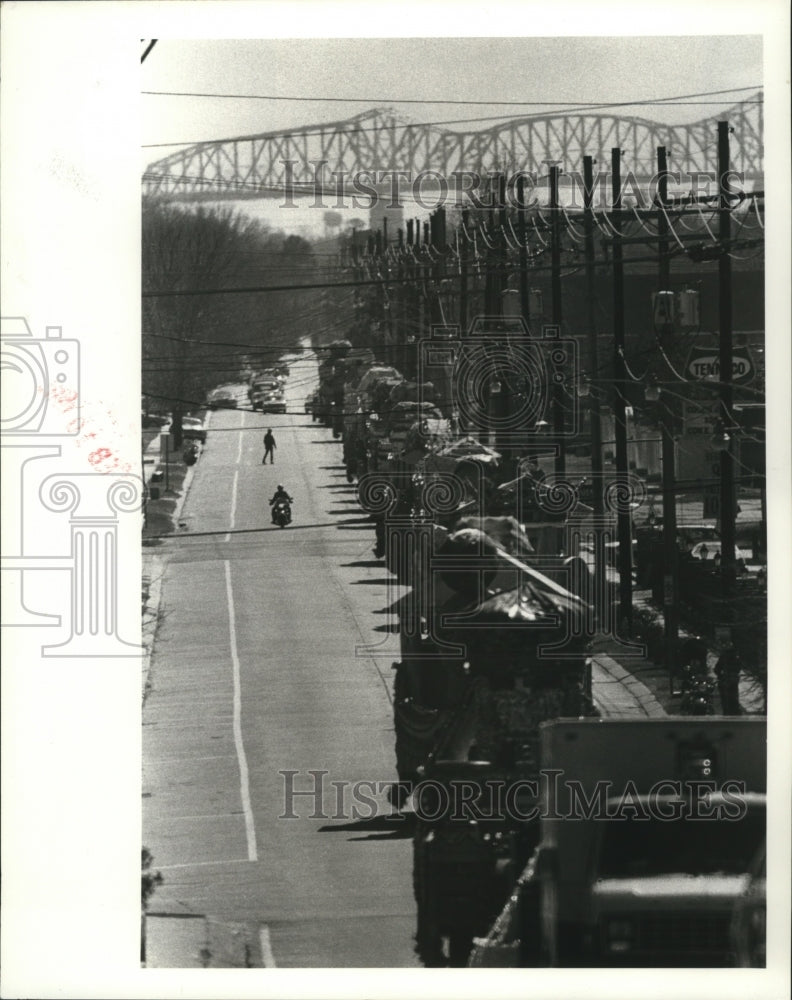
[263,428,276,464]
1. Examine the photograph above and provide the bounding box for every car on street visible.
[208,386,240,410]
[690,540,747,564]
[182,415,207,444]
[250,378,280,409]
[260,388,287,413]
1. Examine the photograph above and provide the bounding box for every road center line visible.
[236,409,245,462]
[224,559,258,862]
[259,925,277,968]
[225,470,239,543]
[225,411,244,542]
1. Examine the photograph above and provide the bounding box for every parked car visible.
[142,411,169,428]
[182,416,207,444]
[690,540,747,567]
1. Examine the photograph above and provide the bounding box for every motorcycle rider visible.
[269,484,294,524]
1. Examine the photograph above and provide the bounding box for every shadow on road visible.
[349,578,397,587]
[318,812,415,841]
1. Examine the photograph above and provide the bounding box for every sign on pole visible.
[686,345,754,385]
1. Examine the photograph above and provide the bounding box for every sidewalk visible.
[141,417,204,703]
[591,646,666,718]
[588,589,766,720]
[142,418,175,487]
[632,590,766,716]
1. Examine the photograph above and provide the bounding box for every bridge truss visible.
[143,94,763,200]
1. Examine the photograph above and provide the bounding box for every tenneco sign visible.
[686,345,755,385]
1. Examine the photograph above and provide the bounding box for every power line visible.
[142,84,761,108]
[143,520,355,541]
[141,89,763,149]
[142,240,762,299]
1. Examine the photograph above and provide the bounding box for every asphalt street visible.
[143,370,420,967]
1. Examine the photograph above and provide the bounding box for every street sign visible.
[686,345,754,385]
[159,433,175,461]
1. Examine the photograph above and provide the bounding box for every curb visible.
[592,652,667,718]
[141,415,208,702]
[142,553,164,704]
[171,410,211,526]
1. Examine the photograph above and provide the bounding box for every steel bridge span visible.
[143,94,763,200]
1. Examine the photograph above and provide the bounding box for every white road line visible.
[259,925,277,968]
[224,411,244,542]
[225,560,258,862]
[156,859,250,870]
[225,470,239,543]
[236,409,245,462]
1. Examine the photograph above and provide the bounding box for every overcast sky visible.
[142,36,763,155]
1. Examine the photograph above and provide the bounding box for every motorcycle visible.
[272,498,292,528]
[680,667,716,715]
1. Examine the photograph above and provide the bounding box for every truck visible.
[468,717,766,968]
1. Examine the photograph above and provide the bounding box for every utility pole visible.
[611,148,633,630]
[497,174,512,465]
[657,146,680,689]
[549,164,566,479]
[718,121,737,634]
[517,174,530,333]
[460,209,469,335]
[382,219,393,364]
[583,156,606,622]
